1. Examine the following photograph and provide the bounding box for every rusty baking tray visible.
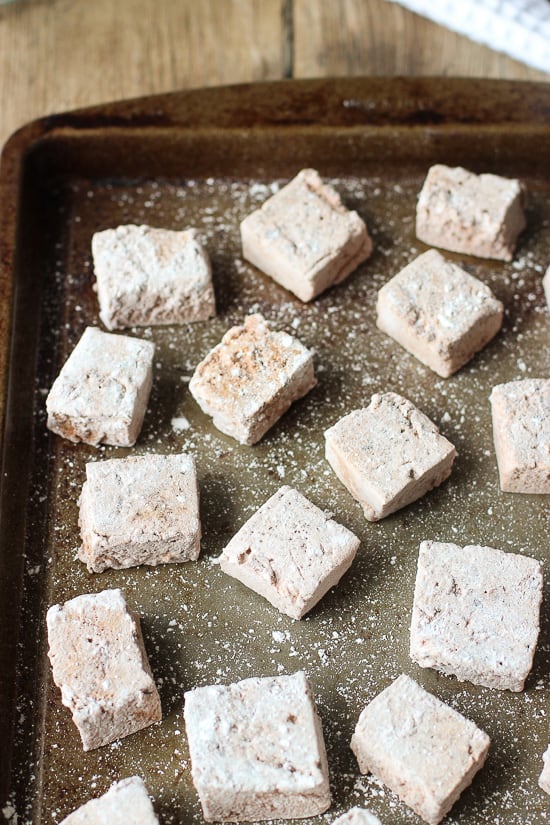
[0,78,549,824]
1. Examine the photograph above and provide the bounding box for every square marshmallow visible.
[240,168,372,301]
[189,314,316,444]
[59,777,159,825]
[410,541,543,691]
[324,392,456,521]
[184,671,331,821]
[46,327,154,447]
[376,249,503,377]
[332,808,382,825]
[47,589,161,750]
[351,674,490,825]
[92,224,216,330]
[540,745,550,796]
[78,453,201,573]
[219,485,360,619]
[490,378,550,493]
[416,164,526,261]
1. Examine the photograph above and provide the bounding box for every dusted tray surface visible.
[0,79,549,825]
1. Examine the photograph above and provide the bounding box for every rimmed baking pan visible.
[0,78,549,824]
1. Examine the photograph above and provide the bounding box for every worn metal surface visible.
[0,79,549,824]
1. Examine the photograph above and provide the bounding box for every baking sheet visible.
[0,78,549,825]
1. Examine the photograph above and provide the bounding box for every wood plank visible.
[293,0,549,81]
[0,0,286,149]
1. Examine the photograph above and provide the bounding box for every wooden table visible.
[0,0,548,151]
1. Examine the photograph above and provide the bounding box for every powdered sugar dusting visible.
[4,171,549,825]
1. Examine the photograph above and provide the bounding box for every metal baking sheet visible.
[0,78,549,825]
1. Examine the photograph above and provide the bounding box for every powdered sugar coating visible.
[332,807,383,825]
[539,746,550,796]
[59,777,159,825]
[241,168,372,301]
[189,313,316,444]
[325,392,457,520]
[184,671,331,821]
[376,249,503,377]
[351,675,490,825]
[46,589,162,750]
[46,326,154,447]
[220,485,360,619]
[416,165,526,261]
[92,224,216,330]
[78,453,201,572]
[14,172,549,825]
[410,540,543,691]
[490,378,550,493]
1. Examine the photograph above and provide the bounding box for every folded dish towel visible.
[386,0,550,73]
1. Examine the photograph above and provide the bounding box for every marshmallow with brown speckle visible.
[78,453,201,573]
[59,777,159,825]
[220,485,359,619]
[46,327,154,447]
[189,314,316,444]
[416,164,526,261]
[376,249,503,377]
[324,392,456,521]
[410,541,543,691]
[47,589,161,751]
[92,224,216,330]
[240,168,372,301]
[351,674,490,825]
[184,671,331,821]
[490,378,550,493]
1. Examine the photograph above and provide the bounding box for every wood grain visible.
[0,0,549,152]
[0,0,286,148]
[293,0,550,81]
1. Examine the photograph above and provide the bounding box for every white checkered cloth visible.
[386,0,550,74]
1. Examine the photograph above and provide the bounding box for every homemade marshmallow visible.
[539,746,550,796]
[46,327,154,447]
[189,314,316,444]
[324,392,456,521]
[241,168,372,301]
[351,674,490,825]
[92,224,216,329]
[47,589,161,750]
[78,453,201,573]
[219,485,360,619]
[490,378,550,493]
[416,164,526,261]
[59,777,159,825]
[331,808,383,825]
[410,540,543,691]
[376,249,503,377]
[184,671,331,821]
